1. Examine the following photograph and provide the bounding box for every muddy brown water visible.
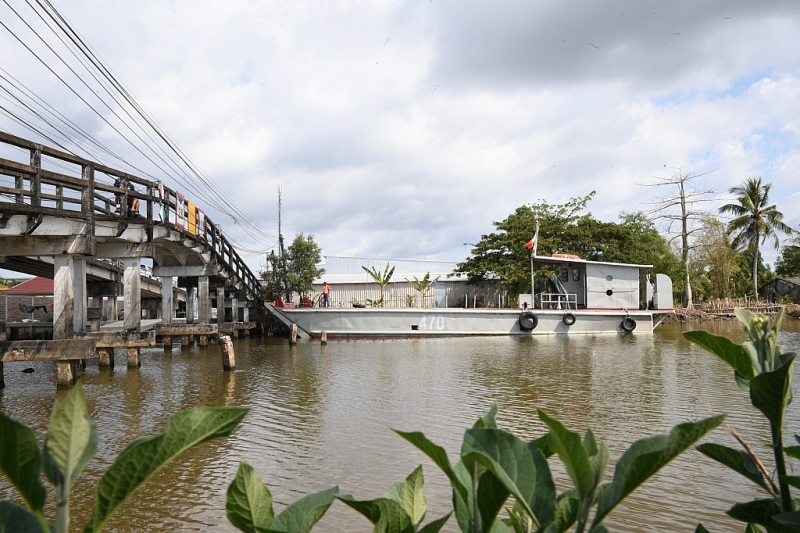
[2,320,799,532]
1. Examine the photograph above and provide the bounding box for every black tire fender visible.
[621,316,637,332]
[562,312,576,326]
[519,312,538,331]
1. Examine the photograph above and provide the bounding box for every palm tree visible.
[719,177,793,299]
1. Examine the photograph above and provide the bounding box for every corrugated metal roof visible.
[320,256,461,276]
[0,276,53,295]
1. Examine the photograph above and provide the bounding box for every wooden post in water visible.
[220,335,235,370]
[0,362,4,388]
[321,330,327,345]
[290,323,297,345]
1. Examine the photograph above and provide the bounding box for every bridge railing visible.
[0,131,261,300]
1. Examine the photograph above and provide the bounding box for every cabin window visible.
[606,289,613,296]
[606,275,613,282]
[572,269,580,281]
[560,269,568,282]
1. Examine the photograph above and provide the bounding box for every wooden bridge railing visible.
[0,131,261,300]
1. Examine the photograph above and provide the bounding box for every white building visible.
[310,256,505,308]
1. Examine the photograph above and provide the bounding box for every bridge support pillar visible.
[163,335,172,351]
[161,276,173,325]
[108,296,119,322]
[123,258,141,331]
[53,255,75,341]
[90,296,102,332]
[187,287,196,324]
[127,347,140,368]
[98,347,114,369]
[181,335,190,348]
[217,287,225,325]
[198,276,210,323]
[231,295,238,323]
[73,259,87,334]
[199,335,208,347]
[0,362,4,388]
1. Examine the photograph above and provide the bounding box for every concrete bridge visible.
[0,131,262,386]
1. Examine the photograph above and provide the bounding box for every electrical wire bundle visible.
[0,0,277,256]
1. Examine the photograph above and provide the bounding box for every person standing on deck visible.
[322,282,330,307]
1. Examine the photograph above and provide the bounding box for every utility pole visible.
[277,186,288,301]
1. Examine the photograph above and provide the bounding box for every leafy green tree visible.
[690,217,741,301]
[361,263,395,307]
[719,177,793,299]
[455,194,679,297]
[776,238,800,277]
[285,233,324,298]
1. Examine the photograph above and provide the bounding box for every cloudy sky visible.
[1,0,799,273]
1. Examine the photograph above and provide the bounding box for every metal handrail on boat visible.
[539,293,577,310]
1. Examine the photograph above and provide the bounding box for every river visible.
[2,319,799,532]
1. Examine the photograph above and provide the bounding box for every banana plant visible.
[0,380,248,533]
[362,263,395,308]
[395,404,723,533]
[406,273,440,308]
[685,308,800,532]
[337,465,452,532]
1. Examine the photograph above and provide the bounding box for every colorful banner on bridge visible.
[157,181,168,222]
[196,208,207,241]
[175,191,187,229]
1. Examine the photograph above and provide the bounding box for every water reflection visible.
[1,320,798,532]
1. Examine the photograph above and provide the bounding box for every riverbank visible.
[667,303,800,322]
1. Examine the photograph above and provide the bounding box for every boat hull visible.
[269,306,657,338]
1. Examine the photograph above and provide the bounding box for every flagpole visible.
[530,218,539,306]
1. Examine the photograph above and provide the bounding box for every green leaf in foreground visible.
[270,486,338,533]
[226,462,274,533]
[0,413,46,512]
[0,500,43,533]
[399,465,427,527]
[85,406,248,533]
[337,496,415,533]
[393,430,468,504]
[538,411,594,500]
[749,355,795,430]
[726,499,789,531]
[695,443,773,494]
[684,330,757,380]
[592,415,724,528]
[43,381,97,490]
[418,512,452,533]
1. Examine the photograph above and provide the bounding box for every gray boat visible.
[266,255,674,338]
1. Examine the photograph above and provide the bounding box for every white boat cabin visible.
[519,255,673,311]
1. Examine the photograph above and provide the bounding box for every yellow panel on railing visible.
[188,200,196,235]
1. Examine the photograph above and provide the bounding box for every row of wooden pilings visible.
[287,324,328,346]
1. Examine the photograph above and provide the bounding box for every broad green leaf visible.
[775,511,800,526]
[462,427,556,528]
[393,430,468,504]
[786,446,800,460]
[538,411,594,500]
[590,442,610,489]
[474,404,499,430]
[782,476,800,490]
[271,486,338,533]
[474,467,510,531]
[726,499,795,532]
[384,481,404,504]
[745,525,763,533]
[589,526,609,533]
[0,413,46,512]
[684,330,757,379]
[400,466,427,527]
[532,433,555,459]
[43,381,97,490]
[583,428,598,457]
[85,406,248,533]
[337,495,414,533]
[592,415,724,527]
[451,461,472,533]
[750,356,795,430]
[418,512,451,533]
[696,443,772,494]
[553,489,580,533]
[0,501,43,533]
[226,462,274,533]
[694,525,710,533]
